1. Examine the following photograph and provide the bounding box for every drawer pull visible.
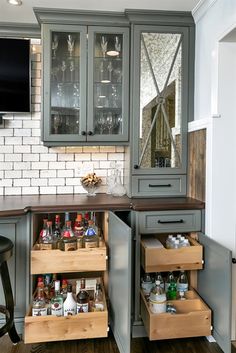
[158,219,184,224]
[149,184,171,188]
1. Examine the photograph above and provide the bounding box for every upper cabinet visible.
[128,11,195,197]
[34,9,130,145]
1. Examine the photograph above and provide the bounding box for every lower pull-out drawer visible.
[24,283,108,344]
[141,234,203,272]
[140,290,211,340]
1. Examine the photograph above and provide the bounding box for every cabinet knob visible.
[81,131,86,136]
[134,164,139,169]
[232,258,236,264]
[88,131,93,136]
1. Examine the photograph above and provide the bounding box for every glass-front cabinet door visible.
[132,25,189,174]
[43,24,87,143]
[87,27,129,142]
[42,24,129,145]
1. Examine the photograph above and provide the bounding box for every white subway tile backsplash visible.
[40,170,56,178]
[14,145,31,153]
[31,178,47,186]
[5,137,22,145]
[0,129,13,137]
[32,161,48,170]
[5,170,22,179]
[22,187,39,195]
[14,179,31,187]
[5,154,22,162]
[14,162,31,170]
[5,187,21,195]
[0,44,125,196]
[57,186,73,194]
[40,186,56,194]
[1,162,13,170]
[23,170,39,178]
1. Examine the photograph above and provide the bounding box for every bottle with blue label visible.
[83,219,99,248]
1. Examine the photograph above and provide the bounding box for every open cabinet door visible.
[108,212,132,353]
[198,233,232,353]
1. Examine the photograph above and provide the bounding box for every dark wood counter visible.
[0,194,204,217]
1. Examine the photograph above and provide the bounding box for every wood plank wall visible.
[187,129,206,202]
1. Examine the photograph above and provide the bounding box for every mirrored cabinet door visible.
[132,26,189,174]
[43,25,87,142]
[87,27,129,142]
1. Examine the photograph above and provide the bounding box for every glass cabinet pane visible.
[92,32,124,136]
[50,31,81,135]
[138,32,183,169]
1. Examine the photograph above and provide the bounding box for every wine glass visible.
[106,112,114,134]
[101,36,107,58]
[53,113,62,134]
[69,60,75,82]
[72,84,80,108]
[96,113,106,134]
[61,60,67,82]
[67,35,75,57]
[107,61,113,82]
[52,34,58,59]
[115,36,121,56]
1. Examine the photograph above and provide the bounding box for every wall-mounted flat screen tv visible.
[0,38,30,114]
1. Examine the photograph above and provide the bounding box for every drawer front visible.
[132,175,186,197]
[140,290,211,340]
[139,210,201,234]
[31,243,107,274]
[24,310,108,343]
[141,235,203,272]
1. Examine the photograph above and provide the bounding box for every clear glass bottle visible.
[63,283,77,316]
[39,220,53,250]
[177,270,188,298]
[39,218,48,239]
[111,169,126,197]
[149,280,167,314]
[32,281,47,316]
[76,278,90,313]
[61,279,68,300]
[83,220,99,248]
[141,273,153,298]
[93,282,104,312]
[53,214,61,248]
[51,280,63,316]
[60,220,77,251]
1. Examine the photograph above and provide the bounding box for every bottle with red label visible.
[60,220,77,251]
[74,213,84,248]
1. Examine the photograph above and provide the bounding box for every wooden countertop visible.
[0,194,204,217]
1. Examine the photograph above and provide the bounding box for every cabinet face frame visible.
[131,24,191,176]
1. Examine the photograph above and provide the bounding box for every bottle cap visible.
[76,214,82,221]
[54,280,60,291]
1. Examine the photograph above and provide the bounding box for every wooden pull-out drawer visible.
[140,290,211,340]
[31,242,107,274]
[141,234,203,272]
[24,282,108,344]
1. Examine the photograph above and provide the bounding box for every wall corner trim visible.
[192,0,217,23]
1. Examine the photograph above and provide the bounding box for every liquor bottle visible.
[93,283,104,312]
[82,212,90,230]
[149,280,167,314]
[61,279,68,300]
[153,272,165,290]
[76,278,90,313]
[83,220,99,248]
[49,273,57,299]
[177,270,188,299]
[166,272,177,300]
[63,284,77,316]
[74,213,84,248]
[32,280,47,316]
[165,271,175,292]
[43,273,52,305]
[51,280,63,316]
[53,214,61,248]
[39,218,48,238]
[141,273,153,297]
[60,220,77,251]
[39,220,53,250]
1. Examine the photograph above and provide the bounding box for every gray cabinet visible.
[128,11,195,197]
[0,215,30,335]
[133,210,232,353]
[35,9,130,146]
